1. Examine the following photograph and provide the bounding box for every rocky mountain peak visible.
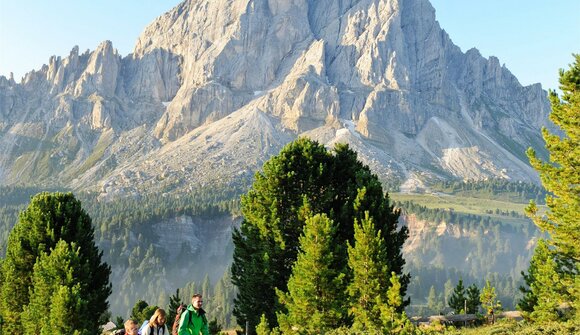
[72,40,121,97]
[0,0,550,195]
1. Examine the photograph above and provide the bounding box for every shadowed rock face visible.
[0,0,549,195]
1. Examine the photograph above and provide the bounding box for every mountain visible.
[0,0,550,197]
[0,0,551,315]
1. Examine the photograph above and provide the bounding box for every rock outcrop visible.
[0,0,550,195]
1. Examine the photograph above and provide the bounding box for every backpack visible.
[171,305,206,335]
[171,304,188,335]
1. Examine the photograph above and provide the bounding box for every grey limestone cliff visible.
[0,0,551,196]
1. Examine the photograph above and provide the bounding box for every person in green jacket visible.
[178,294,209,335]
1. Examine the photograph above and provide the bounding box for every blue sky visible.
[430,0,580,91]
[1,0,578,91]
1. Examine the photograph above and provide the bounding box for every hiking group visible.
[115,294,209,335]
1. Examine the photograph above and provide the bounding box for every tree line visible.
[430,179,546,204]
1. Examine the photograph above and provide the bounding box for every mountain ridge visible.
[0,0,550,197]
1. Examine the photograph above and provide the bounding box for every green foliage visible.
[346,212,412,334]
[466,284,481,314]
[525,54,580,321]
[45,285,84,335]
[232,138,408,332]
[0,186,65,257]
[480,280,501,320]
[524,241,565,322]
[208,269,237,329]
[277,214,346,334]
[0,192,111,335]
[256,314,271,335]
[430,179,546,205]
[130,300,152,323]
[208,317,223,335]
[167,289,184,327]
[324,326,359,335]
[129,300,158,324]
[115,316,125,330]
[21,240,86,335]
[379,273,414,334]
[347,213,390,332]
[427,286,445,315]
[142,305,159,322]
[405,265,521,317]
[518,239,548,314]
[448,279,466,314]
[442,319,580,335]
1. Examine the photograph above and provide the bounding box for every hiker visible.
[141,308,169,335]
[115,319,139,335]
[177,294,209,335]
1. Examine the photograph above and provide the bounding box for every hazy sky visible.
[1,0,578,91]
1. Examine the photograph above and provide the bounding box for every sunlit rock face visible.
[0,0,549,195]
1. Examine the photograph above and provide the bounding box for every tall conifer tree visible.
[0,192,111,334]
[448,279,466,314]
[21,241,86,334]
[525,54,580,320]
[276,214,345,334]
[167,288,184,328]
[480,280,502,324]
[347,213,389,332]
[427,286,442,315]
[519,240,564,322]
[380,273,413,333]
[347,212,409,333]
[518,239,549,314]
[232,138,408,332]
[466,284,481,314]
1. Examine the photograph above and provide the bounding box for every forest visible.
[0,174,567,334]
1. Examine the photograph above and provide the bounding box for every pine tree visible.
[277,214,345,334]
[466,284,481,314]
[232,224,276,333]
[256,314,271,335]
[448,279,466,314]
[444,280,454,307]
[347,213,388,332]
[130,300,150,322]
[232,138,408,332]
[427,286,439,315]
[0,192,111,334]
[47,285,84,335]
[347,212,408,333]
[208,318,222,335]
[21,240,86,334]
[212,269,236,329]
[525,54,580,319]
[518,240,564,322]
[202,274,211,304]
[427,286,445,316]
[480,280,502,324]
[518,239,548,314]
[167,288,184,328]
[379,273,413,334]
